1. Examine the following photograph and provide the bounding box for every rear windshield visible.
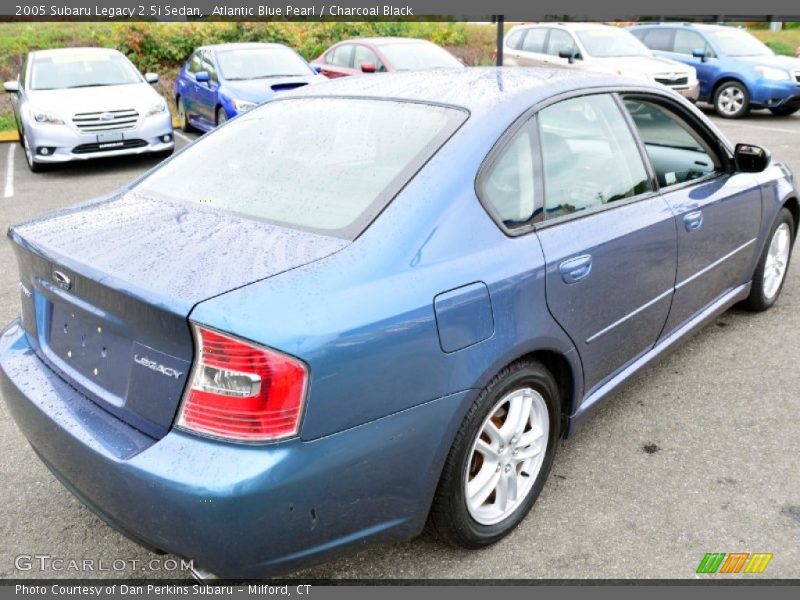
[135,98,465,239]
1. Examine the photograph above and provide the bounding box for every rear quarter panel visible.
[189,120,581,441]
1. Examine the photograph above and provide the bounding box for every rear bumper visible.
[0,320,468,578]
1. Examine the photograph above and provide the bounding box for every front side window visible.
[327,44,353,68]
[576,28,650,58]
[623,99,721,188]
[673,30,712,57]
[353,45,384,72]
[547,30,579,57]
[201,52,218,82]
[134,98,466,239]
[481,121,540,228]
[538,95,652,220]
[521,28,548,54]
[29,52,141,90]
[188,51,203,74]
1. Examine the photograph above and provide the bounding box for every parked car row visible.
[4,23,800,174]
[1,67,796,579]
[502,22,800,119]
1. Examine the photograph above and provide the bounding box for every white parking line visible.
[722,121,800,135]
[173,131,193,144]
[3,143,15,198]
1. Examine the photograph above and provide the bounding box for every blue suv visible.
[629,23,800,118]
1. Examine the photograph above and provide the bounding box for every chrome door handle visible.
[559,255,593,284]
[683,210,704,232]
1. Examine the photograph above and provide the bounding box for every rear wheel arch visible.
[474,349,577,438]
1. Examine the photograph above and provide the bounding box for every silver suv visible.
[503,23,699,101]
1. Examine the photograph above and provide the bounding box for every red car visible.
[312,37,464,78]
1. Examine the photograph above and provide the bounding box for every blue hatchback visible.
[628,23,800,118]
[174,42,323,132]
[1,69,797,579]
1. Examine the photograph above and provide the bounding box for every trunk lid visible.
[10,192,348,439]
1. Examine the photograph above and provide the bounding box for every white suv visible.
[503,23,700,101]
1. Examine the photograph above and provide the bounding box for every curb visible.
[0,117,182,143]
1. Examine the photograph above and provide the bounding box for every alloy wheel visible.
[763,222,791,301]
[464,387,549,526]
[718,87,745,116]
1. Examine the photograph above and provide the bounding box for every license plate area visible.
[48,301,132,401]
[96,131,124,147]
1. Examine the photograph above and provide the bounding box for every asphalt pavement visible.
[0,111,798,580]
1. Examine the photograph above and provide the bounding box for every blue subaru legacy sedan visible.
[174,42,324,132]
[629,23,800,118]
[0,69,797,579]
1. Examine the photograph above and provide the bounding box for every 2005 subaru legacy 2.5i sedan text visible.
[0,69,797,579]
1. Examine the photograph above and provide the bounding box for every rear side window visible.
[481,121,540,228]
[506,29,526,50]
[521,29,548,53]
[641,28,674,52]
[135,98,466,239]
[538,95,652,220]
[623,99,721,187]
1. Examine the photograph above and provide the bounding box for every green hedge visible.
[0,21,469,79]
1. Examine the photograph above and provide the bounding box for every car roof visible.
[29,47,125,59]
[511,22,618,32]
[335,37,434,46]
[631,22,732,31]
[289,67,662,116]
[199,42,292,52]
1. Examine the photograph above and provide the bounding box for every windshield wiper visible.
[63,83,126,89]
[227,74,304,80]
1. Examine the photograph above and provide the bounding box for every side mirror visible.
[3,80,19,93]
[195,71,210,83]
[692,49,708,62]
[310,64,322,74]
[144,72,159,84]
[360,62,376,74]
[558,50,580,64]
[735,143,771,173]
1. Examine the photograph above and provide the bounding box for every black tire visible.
[713,81,750,119]
[216,106,228,126]
[21,132,46,173]
[769,106,799,117]
[176,96,193,133]
[743,207,795,312]
[428,360,561,548]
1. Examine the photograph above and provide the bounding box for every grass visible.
[0,113,17,134]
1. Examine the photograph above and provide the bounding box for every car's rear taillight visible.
[176,325,307,442]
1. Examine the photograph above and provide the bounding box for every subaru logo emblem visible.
[98,112,114,121]
[52,270,71,291]
[668,73,678,80]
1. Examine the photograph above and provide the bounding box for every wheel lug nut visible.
[496,465,501,473]
[504,464,511,472]
[513,449,519,456]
